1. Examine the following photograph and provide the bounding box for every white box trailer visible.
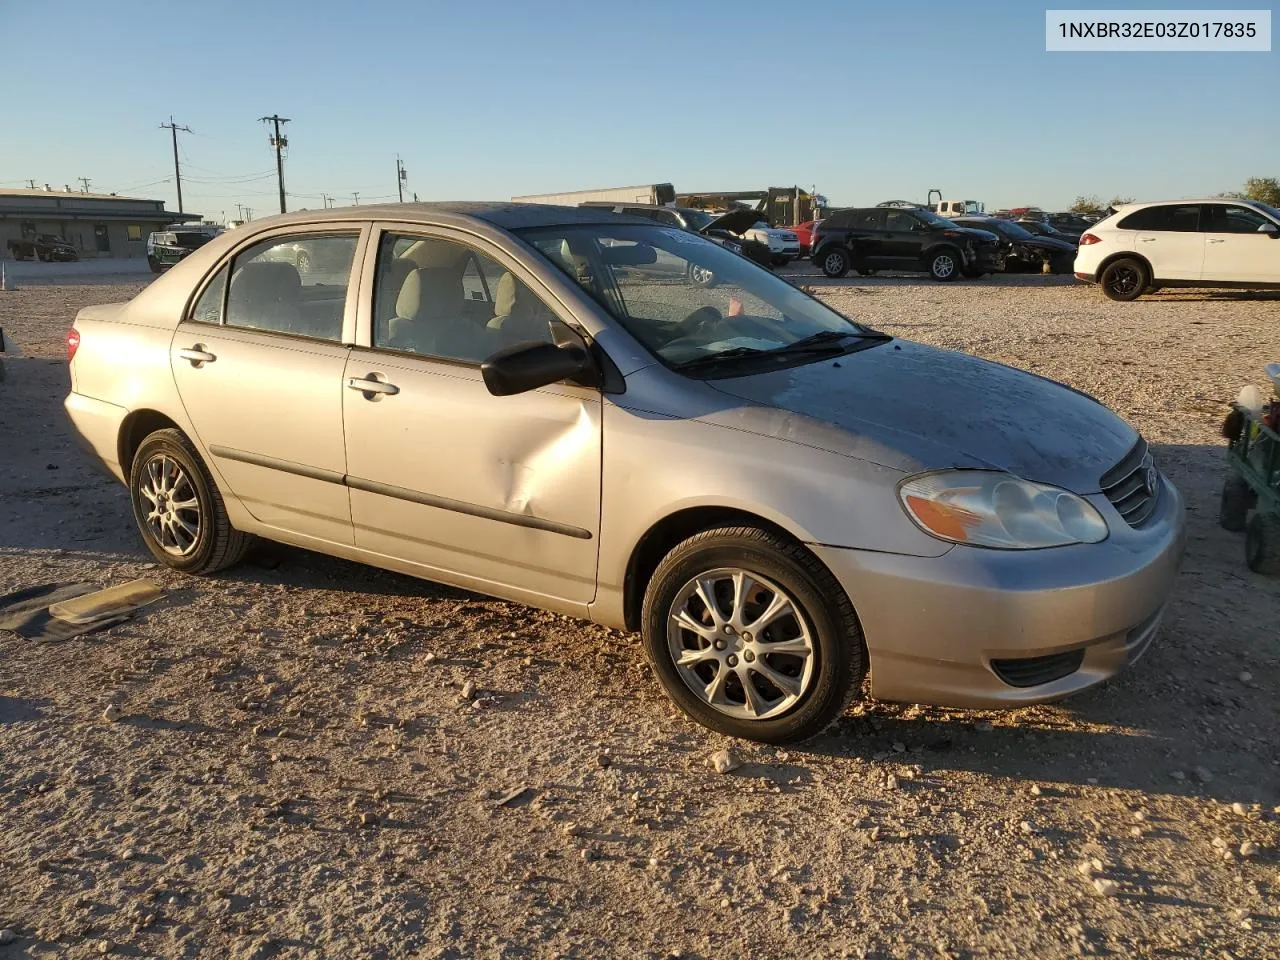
[512,183,675,207]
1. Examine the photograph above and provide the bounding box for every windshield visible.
[679,209,716,231]
[172,232,215,249]
[1255,202,1280,222]
[986,220,1033,240]
[916,210,956,228]
[518,224,871,370]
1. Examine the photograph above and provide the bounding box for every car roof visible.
[232,201,652,232]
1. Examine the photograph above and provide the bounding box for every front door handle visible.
[1137,237,1157,242]
[1207,238,1225,243]
[346,375,400,397]
[176,345,216,366]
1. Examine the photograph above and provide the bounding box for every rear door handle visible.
[1207,238,1225,243]
[346,376,399,397]
[1137,237,1157,242]
[176,345,216,366]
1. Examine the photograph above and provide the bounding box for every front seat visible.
[487,272,554,347]
[227,261,303,334]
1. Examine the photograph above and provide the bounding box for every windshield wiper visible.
[771,329,890,356]
[671,346,770,372]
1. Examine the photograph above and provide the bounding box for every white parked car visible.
[1074,199,1280,301]
[742,221,801,266]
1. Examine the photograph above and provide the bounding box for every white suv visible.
[1074,199,1280,300]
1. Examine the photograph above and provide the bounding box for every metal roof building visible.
[0,186,198,260]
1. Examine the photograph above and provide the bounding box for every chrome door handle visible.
[346,376,399,397]
[1207,238,1225,243]
[1138,237,1157,242]
[176,345,216,366]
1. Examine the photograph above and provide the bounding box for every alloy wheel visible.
[824,252,845,275]
[137,453,202,556]
[666,568,816,720]
[932,254,955,278]
[1107,265,1139,296]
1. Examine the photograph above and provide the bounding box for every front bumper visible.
[811,476,1186,708]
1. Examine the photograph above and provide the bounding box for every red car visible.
[788,219,824,257]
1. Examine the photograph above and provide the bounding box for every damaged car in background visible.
[953,215,1077,273]
[64,202,1185,743]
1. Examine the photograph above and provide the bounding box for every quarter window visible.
[190,265,228,324]
[1116,205,1201,232]
[372,233,571,364]
[224,233,358,341]
[1206,204,1273,234]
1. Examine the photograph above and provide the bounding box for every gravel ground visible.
[1,271,1277,960]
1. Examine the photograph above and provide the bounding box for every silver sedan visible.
[64,202,1185,742]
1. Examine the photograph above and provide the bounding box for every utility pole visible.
[321,193,334,209]
[77,177,91,194]
[396,155,406,202]
[159,116,192,212]
[351,191,359,206]
[259,114,291,214]
[25,179,36,189]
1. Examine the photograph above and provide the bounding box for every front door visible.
[880,210,925,267]
[342,227,602,606]
[170,227,366,545]
[94,224,110,253]
[1202,203,1280,283]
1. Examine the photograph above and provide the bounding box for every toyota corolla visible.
[64,203,1186,742]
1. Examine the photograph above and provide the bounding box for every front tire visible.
[819,247,850,278]
[928,248,962,281]
[129,428,252,574]
[1100,258,1148,301]
[1245,512,1280,576]
[640,526,865,743]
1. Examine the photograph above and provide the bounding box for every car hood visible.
[704,339,1137,494]
[1019,235,1076,253]
[700,208,762,236]
[950,226,1000,243]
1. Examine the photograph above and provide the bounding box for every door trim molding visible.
[207,444,592,540]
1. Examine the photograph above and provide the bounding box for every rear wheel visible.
[1245,512,1280,576]
[1100,258,1147,301]
[129,429,252,575]
[688,263,715,287]
[295,250,312,274]
[928,248,961,281]
[641,526,865,743]
[1219,474,1253,532]
[819,247,850,278]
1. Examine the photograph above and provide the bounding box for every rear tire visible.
[129,428,253,575]
[1219,474,1253,532]
[1245,512,1280,576]
[928,248,962,281]
[1100,258,1148,301]
[640,526,865,744]
[819,247,850,278]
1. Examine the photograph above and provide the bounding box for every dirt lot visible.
[1,270,1277,959]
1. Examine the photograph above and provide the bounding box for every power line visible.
[159,116,193,212]
[259,114,291,214]
[77,177,91,193]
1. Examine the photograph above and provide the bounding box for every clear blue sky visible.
[2,0,1276,220]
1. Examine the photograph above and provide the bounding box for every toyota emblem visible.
[1143,463,1158,496]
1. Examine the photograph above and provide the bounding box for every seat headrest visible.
[229,261,301,305]
[379,257,417,312]
[396,267,458,320]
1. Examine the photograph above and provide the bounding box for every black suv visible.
[811,207,1004,281]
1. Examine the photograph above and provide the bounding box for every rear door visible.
[170,225,367,545]
[1201,203,1280,283]
[1117,203,1204,280]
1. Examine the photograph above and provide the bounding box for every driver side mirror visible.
[481,341,592,396]
[1260,222,1279,237]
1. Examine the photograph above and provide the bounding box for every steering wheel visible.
[674,305,725,340]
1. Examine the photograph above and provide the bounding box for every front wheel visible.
[1100,258,1148,301]
[688,263,715,287]
[819,247,850,278]
[1246,512,1280,576]
[129,428,253,575]
[928,248,961,281]
[640,526,865,743]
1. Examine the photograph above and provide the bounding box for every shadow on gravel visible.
[0,695,50,724]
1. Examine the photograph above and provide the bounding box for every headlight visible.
[899,471,1108,549]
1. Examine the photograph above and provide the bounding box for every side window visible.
[225,233,358,341]
[883,211,918,232]
[847,210,882,230]
[1117,205,1200,232]
[1206,204,1272,234]
[372,233,573,364]
[190,265,228,324]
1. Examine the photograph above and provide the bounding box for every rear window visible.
[1116,204,1201,232]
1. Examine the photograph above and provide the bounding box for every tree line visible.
[1068,177,1280,214]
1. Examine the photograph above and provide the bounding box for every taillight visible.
[1079,233,1101,245]
[66,328,80,363]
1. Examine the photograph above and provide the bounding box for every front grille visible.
[991,649,1085,687]
[1100,438,1160,527]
